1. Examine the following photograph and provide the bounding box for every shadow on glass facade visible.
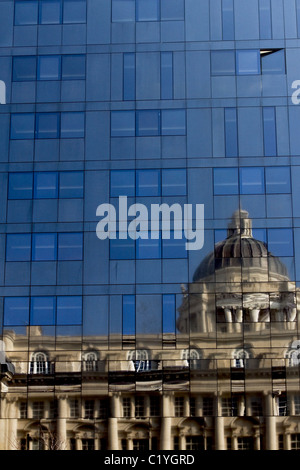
[1,0,300,452]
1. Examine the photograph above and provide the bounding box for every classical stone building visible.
[1,210,300,451]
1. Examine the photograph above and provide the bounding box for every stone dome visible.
[193,209,289,282]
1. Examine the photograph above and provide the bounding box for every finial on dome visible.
[227,208,253,238]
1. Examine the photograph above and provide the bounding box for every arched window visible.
[82,351,98,371]
[233,349,250,368]
[127,350,151,372]
[286,340,300,366]
[181,349,202,369]
[29,352,49,374]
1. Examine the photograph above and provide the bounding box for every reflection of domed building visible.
[1,210,300,451]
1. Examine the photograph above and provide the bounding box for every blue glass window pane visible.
[225,108,238,157]
[56,296,82,325]
[261,49,286,74]
[123,53,136,101]
[161,52,173,99]
[39,0,62,24]
[111,170,135,197]
[297,0,300,37]
[15,1,38,25]
[6,234,32,261]
[136,237,161,259]
[59,172,84,198]
[63,0,86,23]
[263,107,277,156]
[162,294,176,333]
[265,167,291,194]
[236,50,260,75]
[36,113,60,139]
[213,168,238,195]
[136,0,159,21]
[162,235,187,258]
[112,0,135,21]
[136,169,160,196]
[162,169,186,196]
[110,238,135,259]
[222,0,234,40]
[122,295,135,335]
[60,112,85,138]
[161,0,184,20]
[34,172,58,199]
[259,0,272,39]
[61,55,86,80]
[111,111,135,137]
[11,114,35,140]
[32,233,57,260]
[4,297,30,326]
[268,229,294,257]
[58,233,83,260]
[161,110,186,135]
[211,50,235,75]
[30,297,56,325]
[37,56,61,80]
[136,110,160,136]
[8,173,33,199]
[13,57,37,81]
[239,167,265,195]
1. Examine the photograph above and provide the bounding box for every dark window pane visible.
[112,0,135,22]
[111,111,135,137]
[37,56,61,80]
[111,170,135,197]
[261,49,286,74]
[136,169,160,196]
[8,173,33,199]
[6,234,32,261]
[161,110,186,135]
[236,50,260,75]
[61,55,86,80]
[35,113,60,139]
[161,0,184,20]
[34,172,58,199]
[63,0,86,23]
[110,238,135,259]
[123,53,135,100]
[136,237,161,259]
[163,294,176,333]
[11,114,35,140]
[60,112,85,138]
[15,1,38,25]
[162,169,186,196]
[222,0,234,40]
[59,172,84,198]
[268,229,294,257]
[56,296,82,325]
[213,168,238,195]
[239,167,264,194]
[123,295,135,335]
[4,297,30,326]
[58,233,83,260]
[161,52,173,99]
[32,233,57,260]
[39,0,62,24]
[259,0,272,39]
[136,0,159,21]
[136,110,160,136]
[265,167,291,194]
[30,297,56,325]
[13,57,37,81]
[162,234,187,258]
[211,50,235,75]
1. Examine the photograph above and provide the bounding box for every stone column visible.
[179,432,185,450]
[7,397,18,450]
[265,393,277,450]
[160,393,172,450]
[284,432,291,451]
[57,395,67,450]
[215,394,225,450]
[108,394,119,450]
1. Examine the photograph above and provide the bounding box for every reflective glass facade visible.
[1,0,300,452]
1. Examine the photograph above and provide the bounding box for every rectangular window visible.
[236,50,261,75]
[213,167,239,195]
[174,397,184,417]
[15,1,38,25]
[161,0,184,20]
[259,0,272,39]
[161,52,173,99]
[111,111,135,137]
[112,0,135,22]
[8,173,33,200]
[37,56,61,81]
[136,0,160,21]
[84,400,94,419]
[4,297,30,326]
[203,397,214,416]
[110,170,135,197]
[19,402,27,419]
[123,53,136,101]
[6,234,32,262]
[222,0,234,40]
[150,396,160,416]
[32,233,57,261]
[261,49,286,74]
[69,399,80,418]
[224,108,238,157]
[263,107,277,156]
[60,112,85,138]
[57,233,83,260]
[39,0,62,25]
[122,295,135,335]
[35,113,60,139]
[110,239,135,260]
[30,296,56,325]
[239,167,265,195]
[136,237,161,259]
[267,229,294,257]
[161,109,186,135]
[136,110,160,136]
[56,296,82,325]
[122,397,131,417]
[32,402,44,419]
[34,172,58,199]
[136,169,160,196]
[162,169,186,196]
[63,0,86,24]
[135,397,145,417]
[163,294,176,334]
[59,171,84,198]
[61,55,86,80]
[13,57,37,81]
[294,396,300,415]
[162,234,187,259]
[10,114,35,140]
[211,50,235,76]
